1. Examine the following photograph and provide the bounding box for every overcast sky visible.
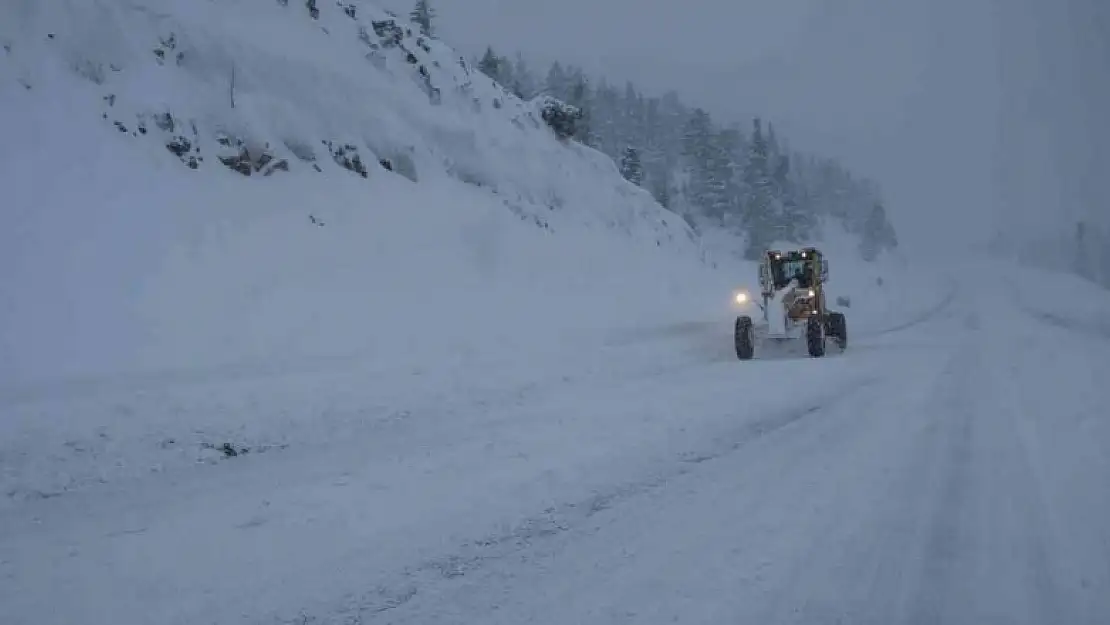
[379,0,1104,254]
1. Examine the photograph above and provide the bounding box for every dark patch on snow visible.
[153,33,182,66]
[199,440,289,460]
[154,111,174,132]
[204,442,248,458]
[166,136,191,157]
[214,134,287,177]
[74,59,106,84]
[536,96,583,141]
[371,19,403,47]
[219,150,253,176]
[323,140,369,178]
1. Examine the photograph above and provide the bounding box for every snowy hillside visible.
[0,0,721,386]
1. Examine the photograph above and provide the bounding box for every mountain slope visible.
[1,0,728,388]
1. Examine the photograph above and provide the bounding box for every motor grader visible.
[732,247,847,360]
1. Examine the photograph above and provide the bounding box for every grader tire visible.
[735,316,755,360]
[806,315,826,358]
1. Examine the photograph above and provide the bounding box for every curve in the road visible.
[863,281,960,339]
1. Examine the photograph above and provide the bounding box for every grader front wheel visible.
[735,316,755,360]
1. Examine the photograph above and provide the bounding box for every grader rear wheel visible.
[827,312,847,349]
[806,315,826,358]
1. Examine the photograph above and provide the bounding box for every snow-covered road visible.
[3,276,1108,625]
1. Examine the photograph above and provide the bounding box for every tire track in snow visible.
[1011,304,1110,342]
[905,320,979,624]
[863,281,959,338]
[902,307,1072,625]
[275,377,882,624]
[1003,276,1110,341]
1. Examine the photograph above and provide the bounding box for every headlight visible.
[807,289,815,297]
[734,291,749,305]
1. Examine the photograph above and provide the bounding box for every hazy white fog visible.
[993,0,1105,241]
[380,0,1106,255]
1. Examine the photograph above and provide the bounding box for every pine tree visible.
[772,152,813,242]
[651,178,671,208]
[511,53,536,100]
[682,109,732,224]
[476,53,893,255]
[544,61,569,99]
[566,72,594,146]
[640,97,667,197]
[496,58,515,94]
[713,126,742,224]
[588,79,613,152]
[682,108,713,207]
[742,117,779,258]
[477,46,501,83]
[859,202,896,261]
[409,0,435,37]
[620,82,642,156]
[620,147,644,186]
